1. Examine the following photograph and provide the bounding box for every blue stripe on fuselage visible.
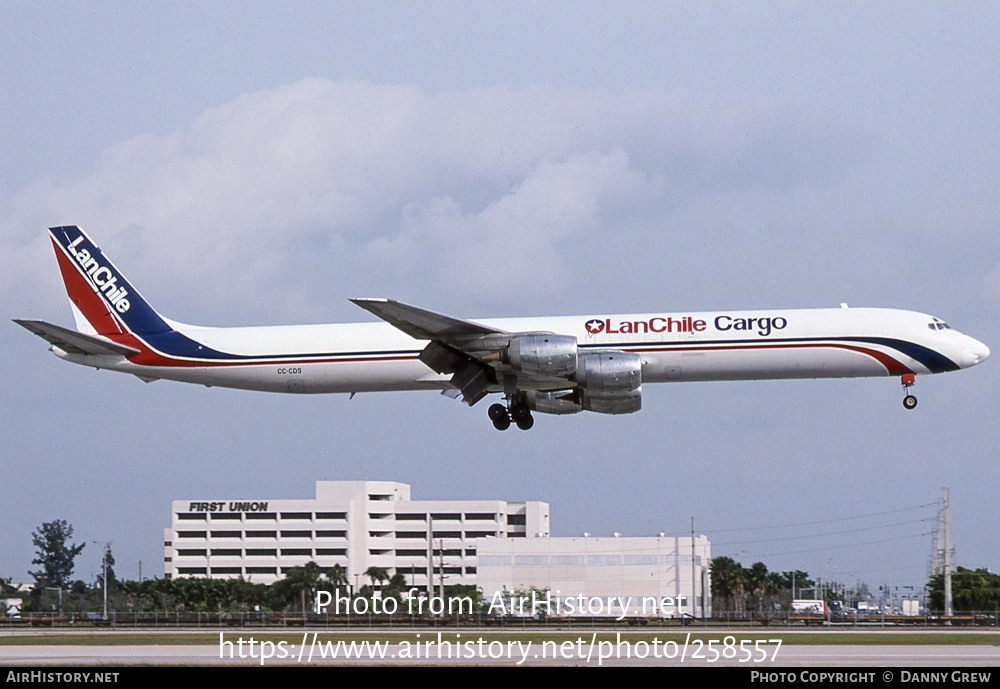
[840,337,959,373]
[139,329,419,362]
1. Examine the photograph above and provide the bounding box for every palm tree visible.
[327,564,348,593]
[380,573,408,605]
[711,556,743,612]
[365,566,389,590]
[764,572,784,616]
[746,562,769,614]
[278,561,322,614]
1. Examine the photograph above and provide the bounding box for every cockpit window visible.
[928,318,951,331]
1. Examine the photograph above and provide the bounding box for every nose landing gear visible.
[901,373,917,410]
[488,395,535,430]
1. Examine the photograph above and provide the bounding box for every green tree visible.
[364,566,389,592]
[745,561,769,613]
[383,573,408,601]
[272,562,323,613]
[778,570,813,597]
[97,543,120,593]
[929,567,1000,612]
[765,572,784,610]
[712,559,797,615]
[316,564,350,603]
[30,520,85,590]
[0,578,20,597]
[711,556,746,612]
[327,564,348,590]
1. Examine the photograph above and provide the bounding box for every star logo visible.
[585,319,605,336]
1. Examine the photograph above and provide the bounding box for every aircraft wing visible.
[350,298,503,340]
[13,319,140,357]
[352,298,517,406]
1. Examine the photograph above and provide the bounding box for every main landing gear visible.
[901,373,918,410]
[488,396,534,431]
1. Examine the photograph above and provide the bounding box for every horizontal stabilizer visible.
[351,298,502,341]
[13,319,140,357]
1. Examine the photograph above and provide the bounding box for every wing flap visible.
[14,319,140,357]
[419,341,495,405]
[450,365,493,406]
[418,340,468,374]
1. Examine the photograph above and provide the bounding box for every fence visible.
[2,610,998,629]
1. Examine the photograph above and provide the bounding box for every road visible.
[2,635,998,667]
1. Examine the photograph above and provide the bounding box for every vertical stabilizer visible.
[48,226,171,336]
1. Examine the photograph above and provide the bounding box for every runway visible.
[3,640,998,667]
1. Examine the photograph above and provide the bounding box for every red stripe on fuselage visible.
[124,349,421,368]
[824,344,912,375]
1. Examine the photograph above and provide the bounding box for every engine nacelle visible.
[575,350,642,414]
[525,390,584,415]
[525,351,643,415]
[574,351,641,393]
[581,388,641,414]
[505,334,578,377]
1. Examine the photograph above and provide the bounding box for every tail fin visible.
[48,226,171,337]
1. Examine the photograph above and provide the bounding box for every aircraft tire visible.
[509,402,531,421]
[515,414,534,431]
[488,403,509,422]
[903,395,918,410]
[492,414,511,431]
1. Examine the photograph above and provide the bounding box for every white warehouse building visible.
[164,480,711,617]
[477,535,711,619]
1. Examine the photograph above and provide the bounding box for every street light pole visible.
[92,541,108,620]
[43,587,62,614]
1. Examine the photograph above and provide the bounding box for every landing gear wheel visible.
[492,414,511,431]
[515,414,534,431]
[488,403,509,422]
[900,373,917,411]
[509,402,531,421]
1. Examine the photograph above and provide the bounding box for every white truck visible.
[791,599,829,615]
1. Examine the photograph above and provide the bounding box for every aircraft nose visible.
[962,338,990,367]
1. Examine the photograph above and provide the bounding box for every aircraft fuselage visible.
[56,306,984,394]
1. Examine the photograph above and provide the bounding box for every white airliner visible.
[16,226,990,430]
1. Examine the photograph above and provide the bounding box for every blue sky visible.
[2,2,998,594]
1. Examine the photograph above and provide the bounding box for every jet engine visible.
[576,350,642,414]
[525,350,642,415]
[504,334,578,377]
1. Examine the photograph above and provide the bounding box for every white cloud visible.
[3,78,917,324]
[2,80,682,321]
[361,150,657,302]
